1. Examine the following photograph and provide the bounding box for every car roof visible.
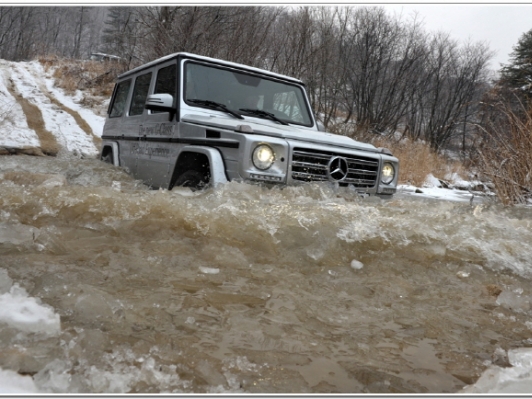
[117,52,304,85]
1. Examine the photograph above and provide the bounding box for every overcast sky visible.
[380,3,532,72]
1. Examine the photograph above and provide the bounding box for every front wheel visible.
[174,170,209,191]
[101,151,113,164]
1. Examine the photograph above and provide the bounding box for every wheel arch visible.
[100,141,120,166]
[169,146,228,190]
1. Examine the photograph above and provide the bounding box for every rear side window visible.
[152,64,177,114]
[109,79,131,118]
[129,72,152,116]
[154,64,176,96]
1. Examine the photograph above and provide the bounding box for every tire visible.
[101,151,113,164]
[174,170,209,191]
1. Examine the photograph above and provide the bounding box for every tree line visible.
[0,6,528,174]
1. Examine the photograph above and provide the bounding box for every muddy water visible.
[1,154,532,393]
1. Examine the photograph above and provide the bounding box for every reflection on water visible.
[1,154,532,393]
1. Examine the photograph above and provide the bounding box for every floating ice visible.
[0,284,61,335]
[351,260,364,270]
[199,266,219,274]
[0,367,38,393]
[32,359,72,393]
[462,348,532,393]
[496,290,531,313]
[39,174,67,188]
[509,348,532,368]
[0,223,36,251]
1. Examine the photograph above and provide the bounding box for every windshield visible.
[184,61,313,127]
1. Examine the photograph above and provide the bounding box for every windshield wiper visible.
[239,108,289,125]
[189,99,244,120]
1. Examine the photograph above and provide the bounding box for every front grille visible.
[291,148,379,188]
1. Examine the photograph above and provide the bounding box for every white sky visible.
[381,3,532,71]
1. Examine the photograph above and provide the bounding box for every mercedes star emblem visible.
[327,156,349,181]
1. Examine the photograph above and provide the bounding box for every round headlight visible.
[381,162,395,185]
[252,144,275,170]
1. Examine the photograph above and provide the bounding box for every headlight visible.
[252,144,275,170]
[381,162,395,185]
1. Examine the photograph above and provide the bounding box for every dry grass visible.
[474,103,532,205]
[374,137,467,187]
[38,55,122,111]
[5,79,59,156]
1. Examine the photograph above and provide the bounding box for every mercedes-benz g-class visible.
[100,52,398,197]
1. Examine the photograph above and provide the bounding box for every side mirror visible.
[145,94,176,121]
[316,120,326,132]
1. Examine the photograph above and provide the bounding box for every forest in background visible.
[1,6,531,204]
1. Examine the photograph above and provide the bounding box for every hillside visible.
[0,59,105,158]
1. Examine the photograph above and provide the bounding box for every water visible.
[1,154,532,393]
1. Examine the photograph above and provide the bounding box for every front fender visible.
[179,145,228,187]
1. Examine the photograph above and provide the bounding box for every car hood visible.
[181,113,379,153]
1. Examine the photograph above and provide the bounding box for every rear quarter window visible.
[129,72,153,116]
[109,79,132,118]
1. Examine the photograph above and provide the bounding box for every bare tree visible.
[102,7,140,67]
[0,5,495,158]
[409,34,492,151]
[334,7,427,138]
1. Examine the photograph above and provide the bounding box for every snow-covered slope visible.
[0,59,104,157]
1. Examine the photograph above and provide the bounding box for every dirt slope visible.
[0,60,103,157]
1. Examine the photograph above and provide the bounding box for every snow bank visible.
[0,60,41,149]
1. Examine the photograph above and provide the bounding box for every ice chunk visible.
[462,348,532,393]
[508,348,532,368]
[0,223,36,253]
[39,174,67,188]
[32,359,71,393]
[199,266,219,274]
[496,290,531,313]
[351,260,364,270]
[74,289,115,324]
[0,367,38,393]
[0,284,61,336]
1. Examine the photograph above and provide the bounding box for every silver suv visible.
[100,52,399,197]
